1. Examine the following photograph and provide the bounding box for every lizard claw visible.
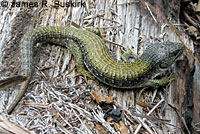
[74,70,95,84]
[167,73,175,85]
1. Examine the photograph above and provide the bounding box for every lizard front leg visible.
[145,73,174,88]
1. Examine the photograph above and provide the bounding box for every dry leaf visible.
[105,96,114,104]
[95,124,107,134]
[91,91,106,104]
[114,121,128,134]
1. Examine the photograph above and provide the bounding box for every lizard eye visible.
[172,50,180,56]
[159,62,168,69]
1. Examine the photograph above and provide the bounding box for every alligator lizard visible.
[6,26,184,113]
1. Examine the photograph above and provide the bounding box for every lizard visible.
[3,26,184,114]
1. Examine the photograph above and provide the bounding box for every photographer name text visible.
[0,0,86,8]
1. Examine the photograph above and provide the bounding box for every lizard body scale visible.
[7,26,184,113]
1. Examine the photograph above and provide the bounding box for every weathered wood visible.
[0,114,31,134]
[193,52,200,134]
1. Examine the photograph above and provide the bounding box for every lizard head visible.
[154,41,184,69]
[142,41,184,72]
[140,41,184,87]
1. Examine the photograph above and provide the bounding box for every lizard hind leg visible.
[86,28,106,38]
[68,41,95,84]
[120,47,133,62]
